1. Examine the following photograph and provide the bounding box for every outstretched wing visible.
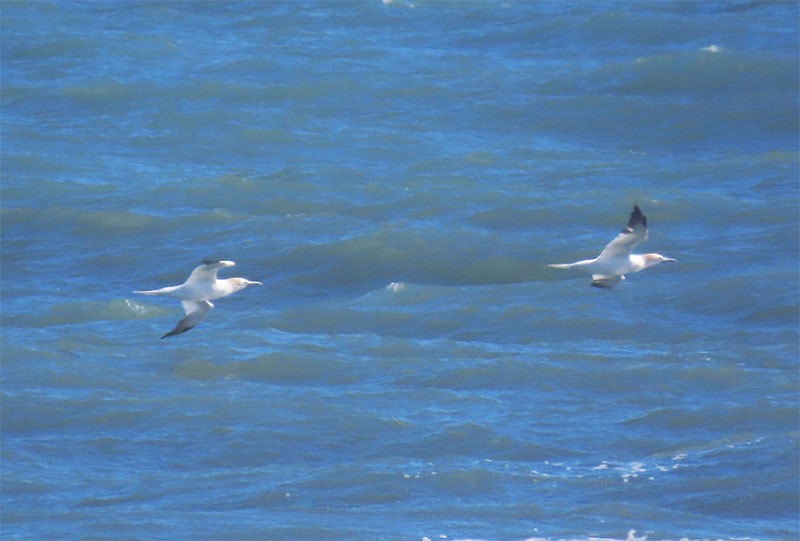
[185,260,235,287]
[596,205,648,262]
[161,300,213,339]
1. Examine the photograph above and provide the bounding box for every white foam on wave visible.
[124,299,147,315]
[588,532,647,541]
[386,281,407,293]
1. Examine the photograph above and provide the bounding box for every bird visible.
[548,204,676,288]
[134,260,262,338]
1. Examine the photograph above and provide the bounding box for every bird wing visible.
[591,274,624,289]
[161,300,213,339]
[185,260,236,289]
[186,261,222,285]
[596,205,649,262]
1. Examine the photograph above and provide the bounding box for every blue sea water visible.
[1,1,798,540]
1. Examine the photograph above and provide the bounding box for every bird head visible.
[643,254,677,268]
[229,278,263,292]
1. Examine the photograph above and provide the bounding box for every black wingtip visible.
[161,326,194,339]
[625,204,647,231]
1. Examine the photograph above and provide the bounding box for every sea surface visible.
[1,2,798,540]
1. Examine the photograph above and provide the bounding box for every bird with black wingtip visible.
[549,205,676,288]
[135,260,262,338]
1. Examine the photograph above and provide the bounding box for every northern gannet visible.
[135,260,262,338]
[548,205,676,288]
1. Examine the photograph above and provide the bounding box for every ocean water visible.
[1,1,798,540]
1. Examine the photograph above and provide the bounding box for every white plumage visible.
[135,260,262,338]
[549,205,676,288]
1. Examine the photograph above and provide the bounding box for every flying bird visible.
[135,260,262,338]
[548,205,676,288]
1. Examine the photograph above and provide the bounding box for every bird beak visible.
[245,280,263,286]
[663,258,677,263]
[221,260,236,267]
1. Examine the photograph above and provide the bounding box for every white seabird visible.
[135,260,262,338]
[548,204,676,288]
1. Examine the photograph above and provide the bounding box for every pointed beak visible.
[221,260,236,267]
[245,280,263,286]
[663,258,677,263]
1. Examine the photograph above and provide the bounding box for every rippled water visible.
[2,2,798,540]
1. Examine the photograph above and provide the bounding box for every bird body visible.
[549,205,675,288]
[135,260,262,338]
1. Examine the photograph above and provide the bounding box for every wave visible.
[1,299,167,329]
[274,227,548,291]
[173,352,357,386]
[591,48,798,98]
